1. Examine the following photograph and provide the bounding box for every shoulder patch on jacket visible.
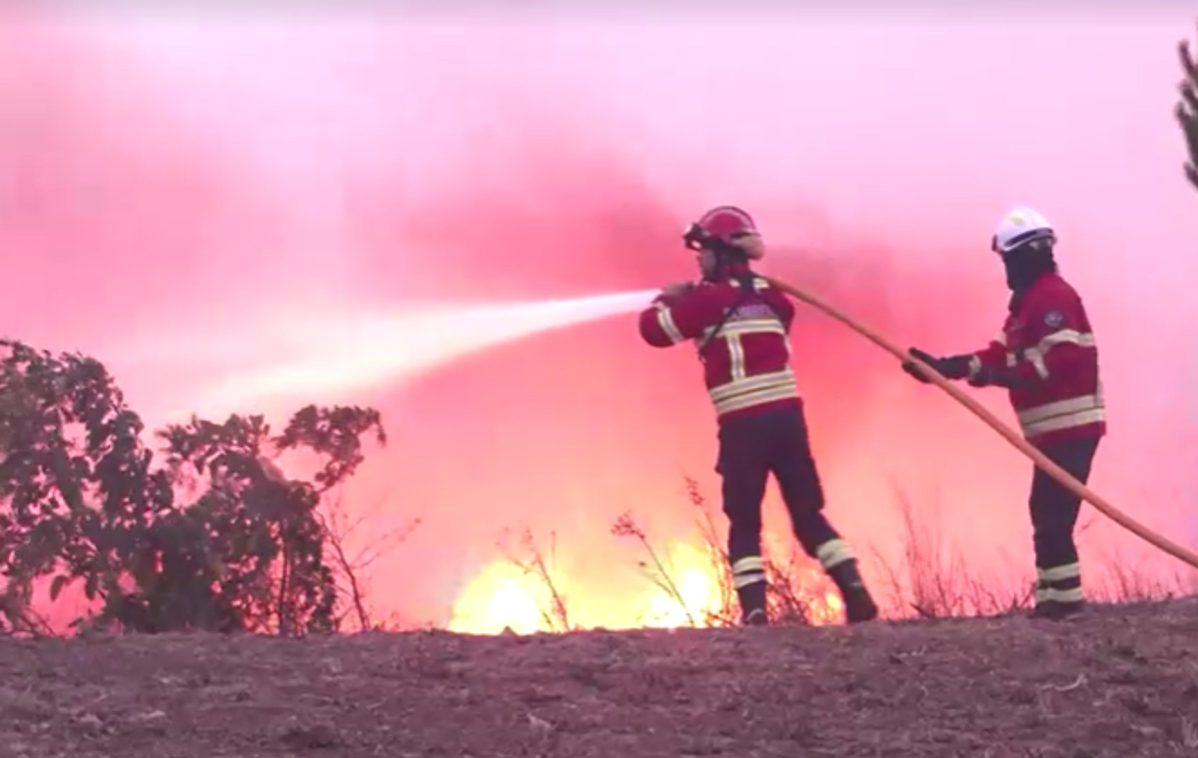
[1044,310,1064,328]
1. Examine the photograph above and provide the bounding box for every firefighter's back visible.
[693,278,799,423]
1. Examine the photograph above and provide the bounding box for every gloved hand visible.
[967,366,1023,389]
[901,347,971,384]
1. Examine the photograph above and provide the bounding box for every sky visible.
[2,5,1197,630]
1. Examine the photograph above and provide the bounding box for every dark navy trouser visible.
[716,402,840,594]
[1029,436,1100,605]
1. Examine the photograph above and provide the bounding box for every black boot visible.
[1029,575,1086,621]
[1029,599,1085,621]
[827,560,879,624]
[737,582,769,626]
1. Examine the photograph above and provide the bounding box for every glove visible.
[967,366,1024,389]
[901,347,971,384]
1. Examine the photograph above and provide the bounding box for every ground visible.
[2,600,1198,758]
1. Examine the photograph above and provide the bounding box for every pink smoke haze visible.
[3,6,1196,626]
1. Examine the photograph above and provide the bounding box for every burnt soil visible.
[2,600,1198,758]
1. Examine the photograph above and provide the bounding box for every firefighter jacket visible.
[969,272,1106,446]
[638,272,799,423]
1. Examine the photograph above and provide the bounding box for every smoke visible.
[3,8,1197,625]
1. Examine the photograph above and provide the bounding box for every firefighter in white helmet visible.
[901,206,1105,620]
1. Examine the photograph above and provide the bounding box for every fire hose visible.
[763,275,1198,571]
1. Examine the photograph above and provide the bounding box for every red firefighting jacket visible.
[638,270,799,423]
[969,272,1106,446]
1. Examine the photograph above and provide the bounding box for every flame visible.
[447,538,844,634]
[446,561,554,635]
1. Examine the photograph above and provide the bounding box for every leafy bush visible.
[0,339,385,636]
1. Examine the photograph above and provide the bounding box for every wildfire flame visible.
[446,561,552,636]
[447,539,843,634]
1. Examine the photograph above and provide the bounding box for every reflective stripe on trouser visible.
[731,555,766,589]
[1035,562,1083,605]
[815,539,855,571]
[814,537,866,592]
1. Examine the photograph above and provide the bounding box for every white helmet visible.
[991,206,1056,254]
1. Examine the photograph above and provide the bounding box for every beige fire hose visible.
[764,275,1198,571]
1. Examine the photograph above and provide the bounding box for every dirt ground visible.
[2,600,1198,758]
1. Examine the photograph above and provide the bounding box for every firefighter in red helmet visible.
[638,205,879,626]
[902,206,1104,620]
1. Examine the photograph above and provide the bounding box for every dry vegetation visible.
[5,474,1195,757]
[499,477,1196,632]
[3,599,1198,758]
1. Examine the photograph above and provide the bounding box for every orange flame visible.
[446,561,552,635]
[448,538,841,634]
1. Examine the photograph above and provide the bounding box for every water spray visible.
[764,275,1198,571]
[181,288,658,418]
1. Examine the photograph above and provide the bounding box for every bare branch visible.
[498,527,571,632]
[317,488,421,632]
[611,512,696,627]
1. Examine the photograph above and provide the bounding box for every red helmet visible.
[683,206,763,260]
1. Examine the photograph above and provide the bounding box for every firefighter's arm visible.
[637,285,715,348]
[964,341,1027,389]
[969,342,1007,374]
[904,334,1010,387]
[900,344,996,387]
